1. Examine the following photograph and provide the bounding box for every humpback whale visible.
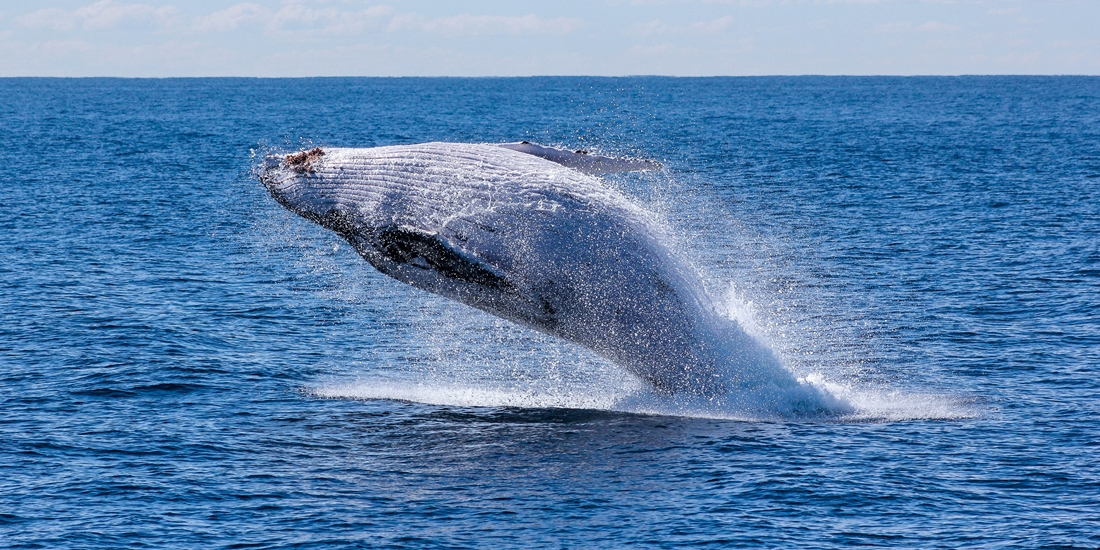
[260,142,794,396]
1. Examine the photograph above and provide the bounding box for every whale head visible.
[260,148,365,235]
[260,145,567,335]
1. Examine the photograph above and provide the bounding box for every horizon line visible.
[2,74,1098,79]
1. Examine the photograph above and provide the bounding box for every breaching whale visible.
[260,142,792,396]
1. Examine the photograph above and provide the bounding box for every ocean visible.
[1,76,1097,547]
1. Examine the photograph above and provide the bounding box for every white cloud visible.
[916,20,957,32]
[19,8,72,31]
[693,15,734,33]
[321,5,395,34]
[822,0,959,4]
[79,0,176,30]
[387,13,583,36]
[272,4,392,34]
[874,20,958,33]
[195,3,268,32]
[20,1,177,32]
[627,16,734,36]
[701,0,962,4]
[628,42,680,56]
[626,19,671,36]
[6,0,1099,76]
[36,39,96,56]
[700,0,773,5]
[193,3,393,35]
[873,21,909,33]
[271,4,340,29]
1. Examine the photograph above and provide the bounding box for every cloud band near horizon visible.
[2,0,1097,76]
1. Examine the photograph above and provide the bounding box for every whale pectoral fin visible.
[375,225,513,292]
[496,142,662,174]
[363,225,558,329]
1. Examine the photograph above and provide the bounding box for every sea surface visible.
[1,76,1098,548]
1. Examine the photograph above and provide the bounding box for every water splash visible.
[262,145,974,423]
[298,239,978,422]
[311,368,977,422]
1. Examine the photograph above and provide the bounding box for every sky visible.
[1,0,1097,76]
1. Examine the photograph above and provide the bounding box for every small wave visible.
[309,373,975,423]
[312,379,630,411]
[798,374,981,422]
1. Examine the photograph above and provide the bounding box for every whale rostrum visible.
[260,142,782,395]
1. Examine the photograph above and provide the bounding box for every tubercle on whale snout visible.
[285,147,325,173]
[257,148,325,193]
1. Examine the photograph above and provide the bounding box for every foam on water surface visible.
[310,375,977,422]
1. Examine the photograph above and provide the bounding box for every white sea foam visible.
[311,373,975,422]
[797,373,980,421]
[313,379,633,412]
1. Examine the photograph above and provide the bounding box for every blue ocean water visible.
[1,76,1098,547]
